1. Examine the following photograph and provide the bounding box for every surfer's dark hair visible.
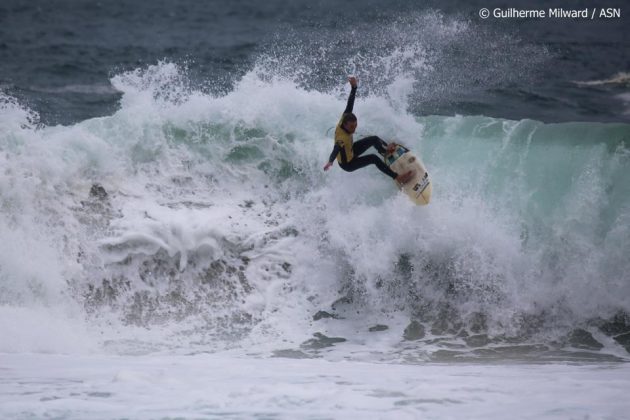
[341,113,357,125]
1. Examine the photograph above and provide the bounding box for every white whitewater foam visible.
[1,353,629,419]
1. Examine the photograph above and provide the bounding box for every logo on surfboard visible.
[413,172,430,195]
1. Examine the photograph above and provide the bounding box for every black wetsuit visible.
[328,87,398,180]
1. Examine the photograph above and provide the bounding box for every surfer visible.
[323,77,414,185]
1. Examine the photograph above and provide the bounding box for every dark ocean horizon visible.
[0,0,628,125]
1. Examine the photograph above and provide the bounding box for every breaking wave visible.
[1,12,629,361]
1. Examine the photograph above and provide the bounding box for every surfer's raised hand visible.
[348,76,357,88]
[323,161,333,171]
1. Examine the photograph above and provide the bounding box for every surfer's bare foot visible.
[386,142,397,155]
[396,170,414,185]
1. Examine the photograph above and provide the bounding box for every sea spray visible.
[0,20,628,359]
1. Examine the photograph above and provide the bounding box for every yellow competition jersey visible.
[334,114,354,163]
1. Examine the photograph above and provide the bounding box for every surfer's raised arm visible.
[344,76,357,114]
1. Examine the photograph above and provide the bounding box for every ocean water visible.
[1,1,630,418]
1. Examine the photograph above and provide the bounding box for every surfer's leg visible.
[352,136,388,157]
[339,155,397,179]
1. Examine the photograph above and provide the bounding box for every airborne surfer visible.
[323,76,414,185]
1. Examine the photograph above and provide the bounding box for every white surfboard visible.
[384,145,432,205]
